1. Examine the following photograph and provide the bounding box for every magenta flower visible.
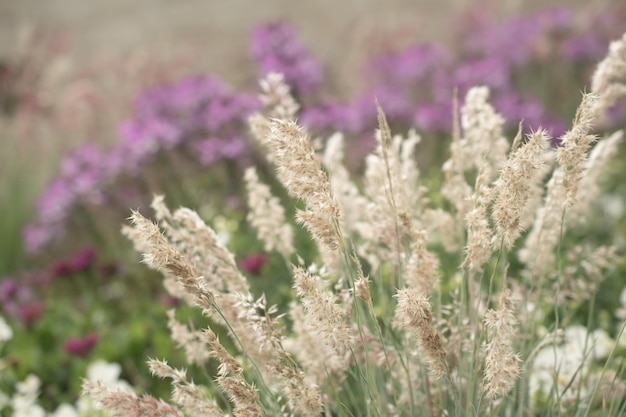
[17,302,44,328]
[52,248,97,277]
[250,21,324,93]
[239,253,268,276]
[159,293,180,308]
[24,75,259,254]
[64,333,99,357]
[0,278,35,317]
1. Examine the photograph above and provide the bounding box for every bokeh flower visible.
[63,333,99,357]
[0,315,12,342]
[250,21,324,94]
[17,302,44,328]
[52,248,97,277]
[239,253,268,275]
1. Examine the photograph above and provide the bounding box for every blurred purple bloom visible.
[51,248,97,277]
[301,102,343,132]
[25,75,259,253]
[0,278,36,318]
[25,144,109,253]
[414,101,453,132]
[493,92,566,135]
[18,302,44,328]
[370,87,413,120]
[23,220,61,254]
[452,57,511,92]
[122,75,258,163]
[159,293,180,308]
[36,178,74,225]
[239,253,268,275]
[367,43,450,87]
[195,136,248,166]
[463,7,573,67]
[64,333,99,357]
[560,35,608,61]
[62,144,108,203]
[250,21,323,93]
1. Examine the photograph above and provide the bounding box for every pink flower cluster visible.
[24,76,259,254]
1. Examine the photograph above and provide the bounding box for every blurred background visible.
[0,0,615,84]
[1,0,626,413]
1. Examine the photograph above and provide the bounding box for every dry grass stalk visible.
[556,93,599,208]
[405,229,440,294]
[482,289,522,399]
[463,166,495,271]
[293,266,353,357]
[263,118,342,254]
[166,310,210,366]
[567,130,623,225]
[592,33,626,116]
[234,294,323,416]
[258,72,300,119]
[492,130,550,249]
[149,359,223,417]
[395,288,447,378]
[82,380,184,417]
[204,327,264,417]
[323,132,369,237]
[124,210,215,309]
[244,167,295,256]
[459,86,509,181]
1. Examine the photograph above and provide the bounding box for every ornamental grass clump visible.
[88,34,626,417]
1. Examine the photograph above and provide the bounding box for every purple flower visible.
[64,333,99,357]
[492,92,567,137]
[250,21,324,93]
[24,143,110,253]
[413,101,453,133]
[452,57,511,92]
[463,7,573,67]
[239,253,268,275]
[367,43,450,87]
[51,248,97,277]
[301,102,344,132]
[122,75,259,166]
[23,223,61,254]
[560,35,608,61]
[0,278,35,317]
[18,302,44,328]
[36,178,75,225]
[62,144,108,202]
[25,75,259,253]
[194,136,248,166]
[159,293,180,308]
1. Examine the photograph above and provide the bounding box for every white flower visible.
[50,403,78,417]
[0,390,8,409]
[13,403,45,417]
[87,360,122,385]
[11,375,45,417]
[601,194,625,221]
[529,325,618,403]
[0,316,12,343]
[529,325,609,401]
[530,344,581,399]
[590,329,615,359]
[79,360,132,413]
[15,374,40,398]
